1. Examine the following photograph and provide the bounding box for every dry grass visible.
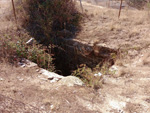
[75,2,150,51]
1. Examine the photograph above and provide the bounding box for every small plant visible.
[0,37,17,63]
[72,64,87,78]
[72,64,104,89]
[0,36,55,72]
[15,40,55,72]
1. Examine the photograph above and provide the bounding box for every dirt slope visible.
[0,0,150,113]
[75,1,150,112]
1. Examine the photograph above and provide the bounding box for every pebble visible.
[0,78,4,81]
[17,76,24,81]
[21,64,26,68]
[94,72,102,77]
[50,78,59,83]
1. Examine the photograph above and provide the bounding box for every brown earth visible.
[0,0,150,113]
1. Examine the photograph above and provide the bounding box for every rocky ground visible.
[0,0,150,113]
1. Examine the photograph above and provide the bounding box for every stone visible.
[18,62,25,67]
[93,42,116,58]
[17,76,24,81]
[109,65,118,72]
[39,69,64,79]
[58,76,84,86]
[21,64,26,68]
[94,72,102,77]
[0,78,4,81]
[93,42,109,57]
[50,78,59,83]
[109,65,130,78]
[38,77,47,81]
[26,60,38,68]
[38,70,64,83]
[36,69,40,72]
[109,100,126,112]
[18,59,38,68]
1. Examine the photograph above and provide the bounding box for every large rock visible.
[93,42,117,58]
[58,76,84,86]
[40,69,64,79]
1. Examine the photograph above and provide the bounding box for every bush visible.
[126,0,150,9]
[24,0,81,44]
[72,64,104,89]
[0,36,55,72]
[0,37,17,63]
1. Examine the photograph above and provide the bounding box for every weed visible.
[0,38,17,64]
[72,64,104,89]
[0,36,55,72]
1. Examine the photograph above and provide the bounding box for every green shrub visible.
[15,40,55,72]
[0,37,55,72]
[72,64,104,89]
[23,0,81,44]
